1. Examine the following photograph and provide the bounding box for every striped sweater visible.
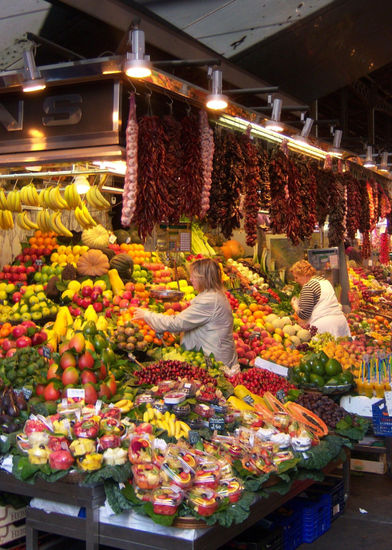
[297,276,323,320]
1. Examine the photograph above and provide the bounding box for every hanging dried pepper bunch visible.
[284,153,302,245]
[328,173,347,247]
[379,183,391,219]
[241,133,261,245]
[314,167,333,228]
[121,94,138,227]
[366,179,377,230]
[358,179,371,258]
[178,113,203,218]
[258,146,271,210]
[161,114,183,223]
[345,172,362,240]
[294,156,318,241]
[199,110,214,218]
[268,147,290,235]
[380,231,390,264]
[207,130,245,238]
[133,116,168,240]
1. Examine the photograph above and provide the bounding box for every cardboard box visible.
[0,506,26,528]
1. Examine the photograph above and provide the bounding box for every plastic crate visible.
[372,399,392,436]
[292,493,331,543]
[304,476,345,522]
[226,525,284,550]
[267,505,302,550]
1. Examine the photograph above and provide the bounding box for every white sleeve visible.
[143,294,214,333]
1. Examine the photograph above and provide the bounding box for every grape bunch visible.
[296,392,349,429]
[135,360,217,386]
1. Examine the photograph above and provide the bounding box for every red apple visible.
[81,297,92,309]
[12,325,27,339]
[102,298,110,308]
[12,292,22,303]
[16,336,32,348]
[60,351,77,370]
[2,339,13,351]
[81,286,93,297]
[93,302,103,313]
[5,348,17,357]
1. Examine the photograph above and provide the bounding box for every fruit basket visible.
[149,289,184,302]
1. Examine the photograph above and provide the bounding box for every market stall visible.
[0,64,390,550]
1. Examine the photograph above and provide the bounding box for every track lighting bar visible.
[153,58,220,67]
[250,105,309,112]
[223,86,279,95]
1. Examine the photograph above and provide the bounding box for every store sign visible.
[0,79,121,154]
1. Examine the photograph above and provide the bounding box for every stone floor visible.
[298,471,392,549]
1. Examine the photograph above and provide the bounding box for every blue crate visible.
[292,493,331,543]
[305,476,345,522]
[267,505,302,550]
[372,399,392,436]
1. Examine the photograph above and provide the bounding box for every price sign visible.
[35,259,43,267]
[243,395,255,406]
[254,357,288,378]
[15,387,33,400]
[209,416,225,432]
[384,391,392,416]
[276,389,286,402]
[188,430,201,445]
[42,346,51,359]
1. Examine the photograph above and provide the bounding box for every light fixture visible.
[124,27,152,79]
[22,48,46,92]
[364,145,376,168]
[380,151,389,172]
[292,117,314,144]
[329,129,343,157]
[74,175,90,194]
[206,67,228,111]
[265,98,284,132]
[218,114,328,160]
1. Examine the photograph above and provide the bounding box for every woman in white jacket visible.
[290,260,350,338]
[133,258,239,369]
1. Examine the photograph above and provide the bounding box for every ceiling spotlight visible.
[74,175,90,194]
[265,98,284,132]
[124,27,152,79]
[206,67,228,111]
[22,48,46,92]
[379,151,389,172]
[364,145,376,168]
[329,129,343,157]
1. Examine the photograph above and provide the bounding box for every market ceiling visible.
[5,0,392,157]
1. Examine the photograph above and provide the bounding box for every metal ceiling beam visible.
[54,0,305,110]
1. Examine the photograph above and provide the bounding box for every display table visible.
[0,471,105,550]
[21,453,350,550]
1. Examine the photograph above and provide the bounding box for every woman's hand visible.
[132,308,147,321]
[291,296,299,311]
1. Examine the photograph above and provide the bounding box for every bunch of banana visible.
[36,209,52,233]
[47,186,68,210]
[0,210,14,230]
[74,202,97,229]
[16,211,39,231]
[64,183,82,209]
[50,212,73,237]
[20,184,40,207]
[143,407,190,440]
[0,189,8,209]
[6,190,22,212]
[86,186,110,210]
[114,399,133,413]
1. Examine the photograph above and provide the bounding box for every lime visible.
[301,362,312,375]
[311,362,325,376]
[298,371,310,384]
[325,358,343,377]
[309,373,325,387]
[340,371,354,384]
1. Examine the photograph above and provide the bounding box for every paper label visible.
[42,346,51,359]
[67,388,85,406]
[209,416,225,432]
[254,357,288,377]
[188,430,201,445]
[384,391,392,416]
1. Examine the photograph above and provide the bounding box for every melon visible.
[297,329,311,342]
[221,240,245,260]
[290,335,301,346]
[283,325,296,336]
[272,318,285,329]
[265,313,279,323]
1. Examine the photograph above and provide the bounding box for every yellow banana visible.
[49,186,68,210]
[7,191,22,212]
[0,189,7,210]
[94,186,110,209]
[2,210,14,229]
[23,212,39,230]
[16,212,29,230]
[52,211,73,237]
[81,203,96,226]
[0,211,4,229]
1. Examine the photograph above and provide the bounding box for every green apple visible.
[0,290,7,301]
[20,304,29,314]
[50,305,58,315]
[21,312,32,321]
[37,292,46,302]
[12,313,21,321]
[34,285,44,293]
[5,283,16,294]
[30,304,41,312]
[31,311,42,321]
[41,307,51,317]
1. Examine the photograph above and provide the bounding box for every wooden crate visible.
[349,453,387,474]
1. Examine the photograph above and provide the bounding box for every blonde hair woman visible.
[290,260,350,338]
[133,259,239,369]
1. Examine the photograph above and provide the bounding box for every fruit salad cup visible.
[152,486,184,516]
[216,478,244,503]
[161,455,194,489]
[128,435,153,464]
[132,463,161,490]
[187,487,219,517]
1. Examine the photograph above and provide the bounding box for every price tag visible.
[42,346,51,359]
[209,416,225,432]
[15,387,33,400]
[302,452,310,460]
[384,391,392,416]
[243,395,254,406]
[35,259,43,267]
[188,430,201,445]
[67,388,85,406]
[276,389,286,402]
[109,234,117,244]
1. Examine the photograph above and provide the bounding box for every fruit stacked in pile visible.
[0,343,48,386]
[0,264,34,283]
[134,360,217,386]
[109,243,152,264]
[143,262,172,284]
[33,265,63,284]
[0,322,48,360]
[229,367,296,397]
[132,264,152,285]
[7,284,58,323]
[62,279,113,318]
[291,351,353,388]
[36,332,117,404]
[28,231,57,253]
[296,392,353,430]
[50,245,88,267]
[114,320,175,353]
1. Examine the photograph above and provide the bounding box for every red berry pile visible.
[229,368,296,397]
[135,360,217,386]
[225,291,239,310]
